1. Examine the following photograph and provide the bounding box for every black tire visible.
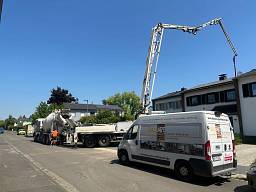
[42,135,46,144]
[46,135,51,145]
[174,161,193,182]
[83,135,97,148]
[118,150,129,164]
[98,135,110,147]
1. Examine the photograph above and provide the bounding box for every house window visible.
[220,91,225,102]
[191,96,200,106]
[207,94,215,104]
[226,89,236,101]
[176,101,181,109]
[242,84,250,97]
[187,96,200,106]
[159,103,165,110]
[243,82,256,97]
[252,83,256,96]
[168,101,182,109]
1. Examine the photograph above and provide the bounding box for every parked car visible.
[17,129,26,135]
[0,127,4,134]
[247,162,256,189]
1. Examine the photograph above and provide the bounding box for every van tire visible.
[118,150,129,164]
[98,135,110,147]
[174,161,193,182]
[83,135,97,148]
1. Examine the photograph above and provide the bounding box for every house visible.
[63,103,123,121]
[152,69,256,143]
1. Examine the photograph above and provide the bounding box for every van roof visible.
[140,111,228,118]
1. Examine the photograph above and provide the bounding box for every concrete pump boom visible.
[141,18,237,114]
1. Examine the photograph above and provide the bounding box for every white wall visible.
[238,75,256,136]
[229,115,240,134]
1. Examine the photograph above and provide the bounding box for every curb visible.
[231,173,247,181]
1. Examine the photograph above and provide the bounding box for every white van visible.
[118,111,237,181]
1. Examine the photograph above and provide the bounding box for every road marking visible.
[93,148,117,154]
[7,142,80,192]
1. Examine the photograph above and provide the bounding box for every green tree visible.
[103,91,142,120]
[5,115,16,130]
[30,102,62,123]
[0,120,5,128]
[47,86,76,105]
[80,110,120,125]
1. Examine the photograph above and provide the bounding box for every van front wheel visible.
[175,161,193,182]
[118,150,129,164]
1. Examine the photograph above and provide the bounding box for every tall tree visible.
[0,120,5,128]
[5,115,16,129]
[103,91,142,120]
[30,102,62,123]
[47,86,76,105]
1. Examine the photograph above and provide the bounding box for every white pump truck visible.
[117,19,238,180]
[140,18,238,114]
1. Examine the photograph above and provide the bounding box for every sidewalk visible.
[233,144,256,178]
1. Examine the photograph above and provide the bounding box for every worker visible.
[50,129,59,146]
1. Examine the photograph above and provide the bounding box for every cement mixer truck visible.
[33,110,77,145]
[33,109,133,147]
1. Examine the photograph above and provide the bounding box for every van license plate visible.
[213,156,221,161]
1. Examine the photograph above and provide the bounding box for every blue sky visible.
[0,0,255,119]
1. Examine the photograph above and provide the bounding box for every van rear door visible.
[219,121,234,166]
[207,113,234,172]
[208,123,224,167]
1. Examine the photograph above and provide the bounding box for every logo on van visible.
[157,124,165,142]
[215,124,222,139]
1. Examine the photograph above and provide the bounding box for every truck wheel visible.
[46,135,50,145]
[42,135,46,145]
[83,135,97,148]
[118,150,129,164]
[98,135,110,147]
[174,161,193,182]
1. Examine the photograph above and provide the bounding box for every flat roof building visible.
[63,103,122,121]
[152,69,256,143]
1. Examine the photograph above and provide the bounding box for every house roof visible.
[237,69,256,78]
[185,77,233,93]
[63,103,122,111]
[152,91,182,101]
[152,69,256,102]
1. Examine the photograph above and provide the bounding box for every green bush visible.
[80,110,121,125]
[234,133,242,145]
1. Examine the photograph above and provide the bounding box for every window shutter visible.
[242,84,249,97]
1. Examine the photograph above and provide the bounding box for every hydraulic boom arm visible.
[141,18,237,114]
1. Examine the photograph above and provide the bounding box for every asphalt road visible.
[0,131,254,192]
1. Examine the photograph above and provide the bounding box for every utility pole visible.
[0,0,3,22]
[84,99,89,116]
